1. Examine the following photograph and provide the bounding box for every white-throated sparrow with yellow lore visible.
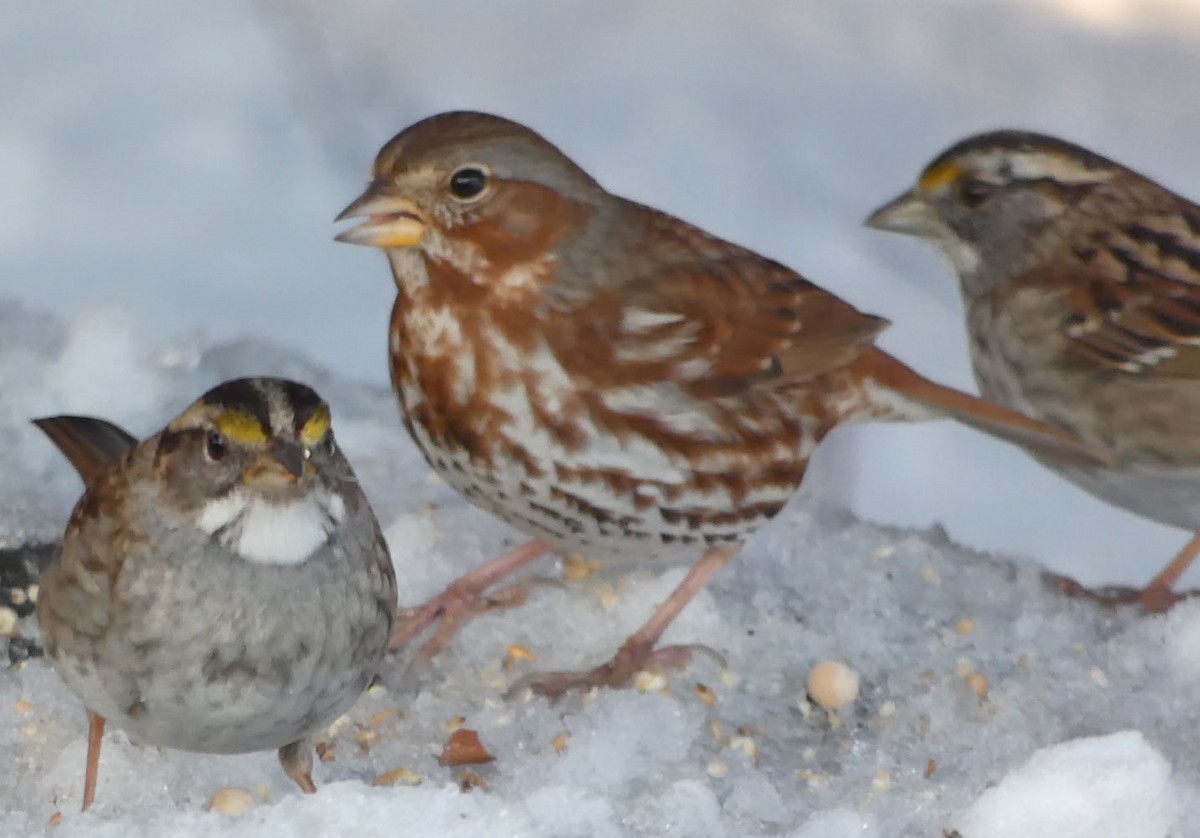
[36,376,397,810]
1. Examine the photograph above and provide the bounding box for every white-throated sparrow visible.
[867,130,1200,611]
[35,377,397,810]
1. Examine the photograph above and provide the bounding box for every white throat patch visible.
[197,491,346,566]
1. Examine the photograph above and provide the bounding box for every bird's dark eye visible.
[959,179,994,209]
[448,166,489,201]
[205,430,228,462]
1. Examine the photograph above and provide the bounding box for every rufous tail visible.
[856,348,1114,469]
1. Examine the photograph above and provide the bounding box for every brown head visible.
[335,111,608,306]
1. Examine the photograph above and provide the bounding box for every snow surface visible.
[3,1,1200,835]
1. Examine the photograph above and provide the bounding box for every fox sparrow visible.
[336,112,1107,697]
[868,130,1200,612]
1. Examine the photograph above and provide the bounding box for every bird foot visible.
[396,579,546,662]
[507,641,724,702]
[1045,572,1194,614]
[388,540,553,660]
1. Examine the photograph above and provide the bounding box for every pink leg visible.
[1138,531,1200,613]
[389,539,552,659]
[81,711,105,811]
[509,545,738,701]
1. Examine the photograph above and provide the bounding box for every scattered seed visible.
[719,669,739,689]
[356,727,380,753]
[634,668,669,695]
[596,583,620,611]
[710,720,723,742]
[965,671,989,699]
[801,747,817,762]
[368,708,402,729]
[325,714,352,738]
[207,787,256,817]
[924,758,937,779]
[919,565,940,586]
[878,699,897,719]
[872,769,893,793]
[729,734,759,765]
[1089,666,1109,687]
[806,661,860,711]
[706,760,728,778]
[693,683,717,708]
[26,584,38,604]
[954,616,976,636]
[374,767,422,787]
[954,659,974,679]
[315,742,335,763]
[9,588,27,606]
[871,545,896,561]
[48,812,62,827]
[797,769,827,788]
[439,729,495,766]
[20,723,37,737]
[367,683,388,698]
[552,731,569,754]
[14,698,32,715]
[503,644,535,672]
[446,715,466,733]
[562,555,600,582]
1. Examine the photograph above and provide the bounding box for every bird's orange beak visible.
[334,182,428,249]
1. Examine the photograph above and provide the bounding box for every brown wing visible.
[1055,206,1200,377]
[546,201,888,393]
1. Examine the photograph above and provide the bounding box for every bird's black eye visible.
[205,430,228,462]
[959,179,994,209]
[448,166,489,201]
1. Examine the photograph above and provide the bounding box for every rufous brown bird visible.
[335,111,1107,698]
[867,130,1200,613]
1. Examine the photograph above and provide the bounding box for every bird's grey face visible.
[867,131,1119,296]
[153,377,351,566]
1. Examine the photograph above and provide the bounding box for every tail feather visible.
[856,349,1115,469]
[33,416,139,485]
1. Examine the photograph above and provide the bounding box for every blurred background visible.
[3,0,1200,587]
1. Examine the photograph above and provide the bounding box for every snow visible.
[955,731,1178,838]
[2,0,1200,835]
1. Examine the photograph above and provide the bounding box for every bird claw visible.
[506,642,725,702]
[1044,571,1196,614]
[388,540,552,657]
[392,579,534,662]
